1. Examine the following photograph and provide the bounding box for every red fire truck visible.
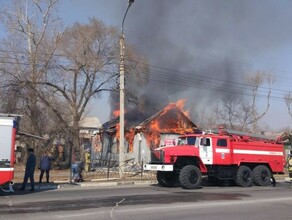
[0,115,20,192]
[144,128,285,189]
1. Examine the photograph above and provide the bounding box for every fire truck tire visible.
[253,165,272,186]
[156,171,178,187]
[179,165,202,189]
[236,165,253,187]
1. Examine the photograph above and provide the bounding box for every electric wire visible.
[0,49,291,103]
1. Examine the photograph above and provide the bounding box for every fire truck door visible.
[199,137,213,164]
[214,138,231,164]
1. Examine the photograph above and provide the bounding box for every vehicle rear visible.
[0,117,18,186]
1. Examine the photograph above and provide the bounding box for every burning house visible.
[96,100,198,165]
[131,100,198,163]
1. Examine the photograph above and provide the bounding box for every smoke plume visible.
[109,0,292,126]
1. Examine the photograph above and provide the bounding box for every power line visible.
[146,69,285,102]
[146,63,292,94]
[0,49,290,102]
[128,61,290,100]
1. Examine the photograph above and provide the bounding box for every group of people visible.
[19,148,53,192]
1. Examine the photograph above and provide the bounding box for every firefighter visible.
[84,148,91,172]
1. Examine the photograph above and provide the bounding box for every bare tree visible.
[196,105,217,130]
[284,92,292,119]
[204,72,273,133]
[41,18,149,159]
[246,71,274,133]
[44,18,121,159]
[0,0,61,136]
[0,1,149,161]
[214,95,253,131]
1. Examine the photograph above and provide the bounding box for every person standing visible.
[19,148,36,191]
[84,148,91,172]
[39,150,52,183]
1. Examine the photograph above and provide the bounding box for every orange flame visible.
[113,110,120,118]
[116,123,120,141]
[143,99,194,149]
[115,99,194,152]
[164,99,189,117]
[125,128,135,152]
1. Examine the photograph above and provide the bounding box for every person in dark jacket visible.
[39,150,53,183]
[19,148,36,191]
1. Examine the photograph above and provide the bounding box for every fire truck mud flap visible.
[179,165,202,189]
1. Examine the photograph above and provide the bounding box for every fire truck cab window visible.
[187,137,197,145]
[201,138,210,146]
[217,139,227,147]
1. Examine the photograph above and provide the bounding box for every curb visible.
[11,180,157,191]
[53,180,157,189]
[12,177,289,191]
[79,180,156,188]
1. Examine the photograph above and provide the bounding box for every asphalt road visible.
[0,182,291,220]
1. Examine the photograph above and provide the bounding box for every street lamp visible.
[119,0,134,179]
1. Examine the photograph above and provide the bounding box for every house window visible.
[217,139,227,147]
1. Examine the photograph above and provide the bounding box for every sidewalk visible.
[10,167,291,192]
[11,167,156,191]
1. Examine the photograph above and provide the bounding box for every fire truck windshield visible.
[177,136,197,146]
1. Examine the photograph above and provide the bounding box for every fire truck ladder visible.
[208,128,283,143]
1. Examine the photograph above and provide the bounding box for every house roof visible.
[79,117,101,128]
[135,103,197,130]
[101,103,197,133]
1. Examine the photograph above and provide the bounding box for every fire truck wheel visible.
[156,171,178,187]
[253,165,272,186]
[179,165,202,189]
[236,166,253,187]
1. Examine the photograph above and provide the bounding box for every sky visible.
[2,0,292,131]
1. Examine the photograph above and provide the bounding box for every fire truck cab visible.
[0,116,19,191]
[144,130,285,189]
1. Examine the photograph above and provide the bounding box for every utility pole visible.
[119,0,134,179]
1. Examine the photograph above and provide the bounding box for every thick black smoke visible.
[108,0,292,125]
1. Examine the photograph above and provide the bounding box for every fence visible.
[82,158,157,181]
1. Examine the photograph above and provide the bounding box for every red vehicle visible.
[144,129,285,189]
[0,115,19,191]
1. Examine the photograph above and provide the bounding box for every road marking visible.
[55,210,109,218]
[110,198,125,220]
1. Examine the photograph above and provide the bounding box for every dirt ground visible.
[13,165,71,184]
